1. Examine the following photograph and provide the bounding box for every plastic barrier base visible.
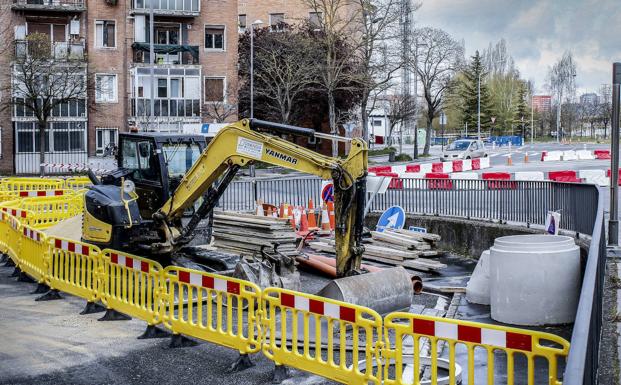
[138,325,172,340]
[35,289,63,301]
[272,365,290,384]
[229,354,255,373]
[10,267,20,277]
[31,283,51,294]
[3,258,15,267]
[170,334,199,348]
[98,308,132,321]
[81,301,106,315]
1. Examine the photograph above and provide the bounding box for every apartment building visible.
[1,0,331,174]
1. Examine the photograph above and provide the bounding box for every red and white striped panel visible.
[1,207,27,218]
[23,227,42,242]
[412,319,532,352]
[280,293,356,323]
[110,253,149,273]
[19,190,65,197]
[178,270,241,295]
[54,239,90,256]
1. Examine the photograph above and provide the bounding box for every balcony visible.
[131,0,199,17]
[132,43,198,65]
[11,0,86,12]
[131,98,201,119]
[15,40,85,61]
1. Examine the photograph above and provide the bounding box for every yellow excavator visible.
[82,119,367,278]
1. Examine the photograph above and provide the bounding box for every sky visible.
[415,0,621,95]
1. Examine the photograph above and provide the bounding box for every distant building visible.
[580,93,599,105]
[532,95,552,113]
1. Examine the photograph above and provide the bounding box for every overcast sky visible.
[415,0,621,95]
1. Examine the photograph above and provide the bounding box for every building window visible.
[238,14,247,32]
[309,12,322,29]
[96,127,118,156]
[15,121,85,153]
[204,77,225,102]
[373,120,382,126]
[157,78,167,98]
[95,20,116,48]
[95,74,117,103]
[270,13,285,31]
[204,25,225,50]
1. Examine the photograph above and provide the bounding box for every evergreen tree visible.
[513,81,529,137]
[459,51,493,135]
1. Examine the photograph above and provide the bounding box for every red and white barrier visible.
[548,170,580,183]
[579,170,608,186]
[178,270,241,295]
[110,253,150,273]
[514,172,545,181]
[54,239,90,255]
[280,292,356,322]
[576,150,595,160]
[594,150,611,159]
[18,190,65,197]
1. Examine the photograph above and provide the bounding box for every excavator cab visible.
[106,133,207,219]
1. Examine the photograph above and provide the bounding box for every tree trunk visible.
[328,90,337,157]
[360,94,369,144]
[424,111,433,156]
[38,120,46,176]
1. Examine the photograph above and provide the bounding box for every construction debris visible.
[212,211,300,258]
[308,228,446,273]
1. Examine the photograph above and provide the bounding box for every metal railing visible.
[220,176,605,383]
[11,0,85,9]
[131,98,200,118]
[15,40,86,61]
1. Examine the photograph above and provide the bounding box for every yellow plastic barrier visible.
[99,249,164,326]
[162,266,262,354]
[47,237,100,302]
[0,177,65,191]
[1,194,83,229]
[17,224,49,284]
[64,176,93,190]
[383,313,570,385]
[4,212,23,264]
[261,288,384,385]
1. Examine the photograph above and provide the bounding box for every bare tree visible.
[252,27,320,124]
[412,27,463,155]
[599,84,612,138]
[548,51,577,139]
[0,2,14,56]
[5,33,89,176]
[351,0,414,143]
[384,92,418,146]
[305,0,364,156]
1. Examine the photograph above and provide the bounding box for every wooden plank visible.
[402,258,446,272]
[392,228,441,242]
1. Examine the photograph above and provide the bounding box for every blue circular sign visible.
[377,205,405,232]
[321,183,334,203]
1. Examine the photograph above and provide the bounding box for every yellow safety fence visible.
[261,288,384,384]
[0,193,84,229]
[0,176,92,195]
[0,191,572,385]
[99,249,164,327]
[162,266,262,354]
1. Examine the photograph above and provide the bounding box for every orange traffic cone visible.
[287,205,295,230]
[506,154,513,166]
[279,203,288,219]
[307,198,318,229]
[298,208,309,235]
[320,205,331,231]
[524,152,529,163]
[327,201,335,230]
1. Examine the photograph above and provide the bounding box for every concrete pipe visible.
[489,235,580,326]
[466,250,490,305]
[317,267,413,315]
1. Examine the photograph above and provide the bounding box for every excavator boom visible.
[152,119,368,277]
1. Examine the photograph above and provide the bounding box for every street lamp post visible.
[477,72,481,140]
[249,19,263,120]
[608,62,621,245]
[249,19,263,178]
[412,40,427,159]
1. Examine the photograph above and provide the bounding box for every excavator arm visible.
[153,119,368,277]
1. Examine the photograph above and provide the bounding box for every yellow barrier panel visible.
[261,288,383,385]
[4,212,23,264]
[64,176,93,190]
[383,313,570,385]
[162,266,261,354]
[0,177,65,191]
[1,194,83,229]
[47,237,100,302]
[99,249,164,326]
[18,224,49,284]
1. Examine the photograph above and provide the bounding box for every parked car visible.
[442,139,488,161]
